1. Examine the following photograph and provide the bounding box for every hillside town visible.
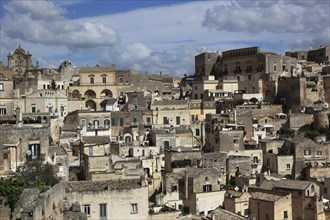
[1,44,330,220]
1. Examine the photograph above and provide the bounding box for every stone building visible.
[164,147,202,173]
[306,46,330,64]
[224,191,251,218]
[150,100,190,127]
[0,125,49,175]
[150,127,194,151]
[258,179,325,220]
[7,45,34,77]
[249,191,292,220]
[65,179,149,219]
[282,136,330,179]
[194,52,219,79]
[0,73,14,116]
[14,89,68,117]
[69,65,117,111]
[191,75,218,100]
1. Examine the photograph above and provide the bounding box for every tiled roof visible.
[82,136,110,144]
[250,191,285,202]
[65,179,142,192]
[260,179,313,191]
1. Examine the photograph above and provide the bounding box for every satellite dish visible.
[177,148,181,152]
[18,122,23,128]
[234,186,239,191]
[26,150,31,156]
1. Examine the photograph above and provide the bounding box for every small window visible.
[176,116,180,125]
[83,204,90,217]
[102,77,106,84]
[233,138,239,144]
[304,149,311,155]
[203,184,212,192]
[32,106,36,113]
[317,151,322,155]
[171,185,177,192]
[196,129,200,136]
[0,108,6,115]
[163,117,169,125]
[283,211,288,219]
[100,204,107,219]
[0,83,4,90]
[130,203,138,214]
[111,118,116,126]
[286,164,290,169]
[120,118,124,126]
[90,77,94,84]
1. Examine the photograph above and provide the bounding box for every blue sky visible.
[0,0,329,77]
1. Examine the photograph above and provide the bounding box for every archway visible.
[84,90,96,99]
[100,89,113,98]
[85,100,96,111]
[71,89,81,99]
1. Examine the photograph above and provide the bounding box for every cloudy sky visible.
[0,0,329,77]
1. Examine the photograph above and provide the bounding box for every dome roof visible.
[14,45,26,54]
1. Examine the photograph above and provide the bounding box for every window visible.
[233,138,239,144]
[203,184,212,192]
[120,118,124,126]
[119,77,124,83]
[176,116,180,125]
[32,106,36,113]
[133,96,138,105]
[90,77,94,84]
[132,117,138,124]
[273,64,277,72]
[304,149,311,155]
[88,146,93,156]
[286,164,291,169]
[196,129,200,136]
[104,119,110,128]
[283,211,288,219]
[163,117,169,125]
[99,204,107,219]
[317,151,322,155]
[164,141,170,149]
[102,77,106,84]
[0,108,6,115]
[146,117,151,124]
[111,118,116,126]
[131,203,138,214]
[0,83,3,91]
[171,185,177,192]
[244,209,250,216]
[28,143,40,160]
[83,205,90,217]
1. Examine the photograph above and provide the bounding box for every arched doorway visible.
[100,89,113,98]
[85,100,96,111]
[84,90,96,99]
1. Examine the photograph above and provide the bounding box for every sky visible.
[0,0,329,77]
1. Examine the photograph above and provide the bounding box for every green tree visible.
[0,160,60,213]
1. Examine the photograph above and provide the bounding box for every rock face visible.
[63,202,87,220]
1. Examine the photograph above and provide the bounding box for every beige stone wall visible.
[274,195,293,220]
[65,184,149,220]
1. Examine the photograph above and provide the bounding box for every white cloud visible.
[1,0,328,77]
[2,0,120,51]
